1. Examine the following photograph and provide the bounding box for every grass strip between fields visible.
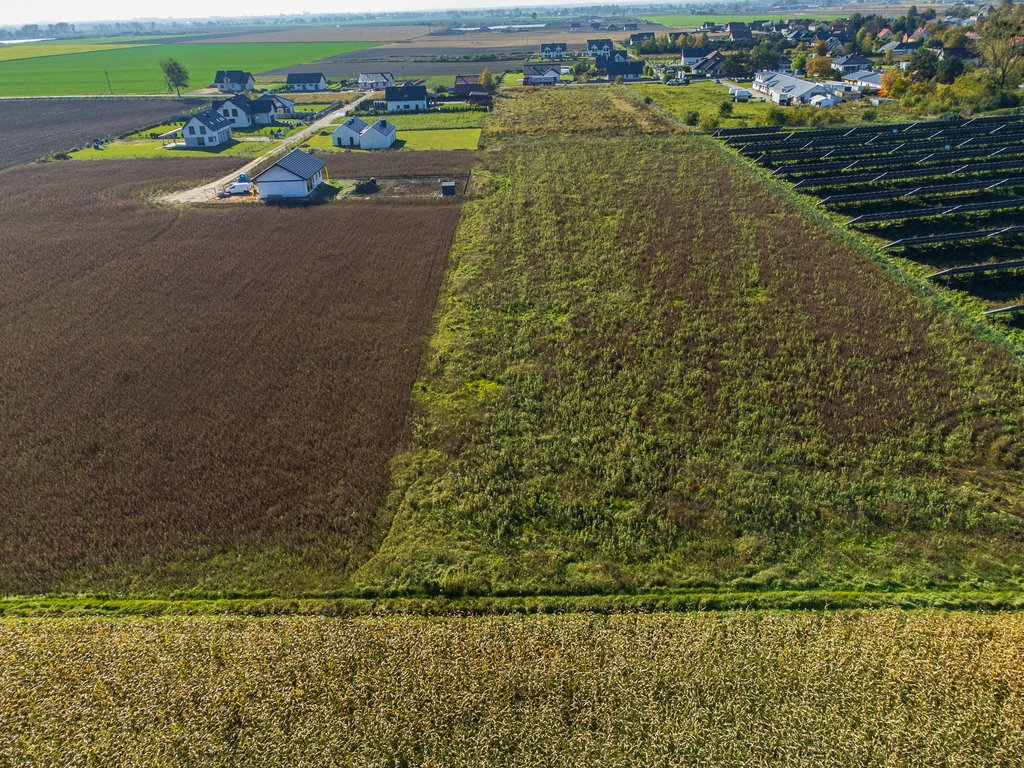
[4,589,1024,617]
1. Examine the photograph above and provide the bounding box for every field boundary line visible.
[3,589,1024,617]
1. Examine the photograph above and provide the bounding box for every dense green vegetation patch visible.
[354,87,1024,598]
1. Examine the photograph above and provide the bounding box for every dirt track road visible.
[160,94,367,204]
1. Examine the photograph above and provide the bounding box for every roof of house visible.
[540,42,567,50]
[681,48,715,58]
[384,83,428,101]
[188,108,232,131]
[523,63,561,76]
[629,32,655,42]
[286,72,326,84]
[257,93,295,104]
[213,70,253,84]
[607,59,643,76]
[587,38,613,47]
[359,72,394,81]
[335,116,369,133]
[213,93,275,116]
[365,118,396,136]
[255,149,326,181]
[833,53,873,66]
[454,74,480,85]
[759,72,828,99]
[843,69,884,85]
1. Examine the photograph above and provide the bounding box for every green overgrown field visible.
[352,86,1024,599]
[0,41,381,96]
[0,42,149,61]
[633,82,775,128]
[2,612,1022,766]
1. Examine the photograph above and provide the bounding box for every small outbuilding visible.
[253,149,326,199]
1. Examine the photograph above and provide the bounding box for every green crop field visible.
[0,42,149,61]
[0,41,381,96]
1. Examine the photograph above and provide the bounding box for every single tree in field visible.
[935,54,964,84]
[909,47,940,80]
[975,2,1024,87]
[160,58,189,97]
[479,68,496,94]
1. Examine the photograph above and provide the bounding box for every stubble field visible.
[1,611,1021,767]
[0,159,460,595]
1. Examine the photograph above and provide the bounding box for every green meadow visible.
[0,41,381,96]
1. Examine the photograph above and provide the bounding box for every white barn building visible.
[253,149,326,199]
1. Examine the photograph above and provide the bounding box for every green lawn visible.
[70,138,275,160]
[632,82,773,128]
[303,126,481,151]
[0,42,149,62]
[368,111,487,130]
[401,128,481,150]
[0,41,382,96]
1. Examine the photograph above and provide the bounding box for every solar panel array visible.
[717,115,1024,318]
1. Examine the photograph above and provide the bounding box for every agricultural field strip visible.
[0,41,383,97]
[2,612,1023,768]
[351,86,1024,599]
[0,158,461,596]
[0,98,202,170]
[0,42,151,61]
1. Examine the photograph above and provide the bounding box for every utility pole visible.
[104,69,113,94]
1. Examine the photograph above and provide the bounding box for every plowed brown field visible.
[0,158,460,595]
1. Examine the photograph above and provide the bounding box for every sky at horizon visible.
[0,0,601,28]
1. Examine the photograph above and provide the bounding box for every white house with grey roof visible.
[286,72,328,91]
[333,116,369,148]
[253,149,326,199]
[753,71,830,105]
[358,118,397,150]
[331,116,396,149]
[358,72,394,90]
[181,109,233,147]
[212,70,255,92]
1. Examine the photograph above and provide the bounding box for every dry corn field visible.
[1,611,1022,767]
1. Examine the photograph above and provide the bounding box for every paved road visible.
[160,94,368,204]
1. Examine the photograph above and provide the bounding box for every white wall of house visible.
[288,77,327,91]
[256,166,324,199]
[217,103,253,128]
[387,98,427,112]
[360,124,397,149]
[182,119,231,147]
[333,124,363,147]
